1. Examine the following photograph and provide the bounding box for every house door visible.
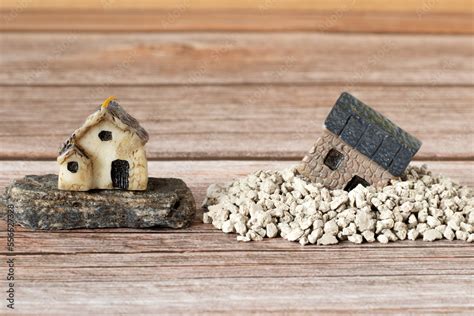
[111,159,129,189]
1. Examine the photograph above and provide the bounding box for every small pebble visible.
[362,230,375,242]
[348,234,363,244]
[317,233,339,245]
[407,228,419,241]
[377,235,389,244]
[423,229,442,241]
[266,223,279,238]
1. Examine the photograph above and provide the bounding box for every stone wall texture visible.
[297,129,394,190]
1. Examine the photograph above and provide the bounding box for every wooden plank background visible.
[0,1,473,314]
[0,0,473,33]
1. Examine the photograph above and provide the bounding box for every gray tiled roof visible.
[325,92,422,176]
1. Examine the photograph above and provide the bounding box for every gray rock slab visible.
[1,174,196,230]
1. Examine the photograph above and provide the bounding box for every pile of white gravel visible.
[202,165,473,245]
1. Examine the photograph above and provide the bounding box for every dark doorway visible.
[111,159,129,189]
[344,175,370,192]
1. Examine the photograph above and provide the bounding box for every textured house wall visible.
[129,147,148,190]
[297,129,394,190]
[58,151,93,191]
[76,120,147,190]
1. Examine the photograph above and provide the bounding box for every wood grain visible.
[0,161,473,314]
[5,268,471,315]
[1,11,472,34]
[0,33,472,86]
[0,274,472,314]
[0,14,473,314]
[1,0,472,12]
[0,86,472,160]
[0,160,473,314]
[1,0,472,34]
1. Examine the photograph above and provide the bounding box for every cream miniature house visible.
[57,97,149,191]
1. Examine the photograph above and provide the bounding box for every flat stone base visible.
[1,174,196,230]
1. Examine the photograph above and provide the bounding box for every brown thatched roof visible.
[58,100,149,157]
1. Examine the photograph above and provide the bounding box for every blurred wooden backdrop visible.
[0,1,473,315]
[1,0,473,33]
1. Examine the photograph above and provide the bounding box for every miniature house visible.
[297,92,422,191]
[57,97,149,191]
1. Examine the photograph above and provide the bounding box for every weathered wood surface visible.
[1,10,472,34]
[1,0,470,11]
[0,6,473,313]
[0,161,473,314]
[0,33,472,86]
[1,0,470,34]
[0,250,472,314]
[1,85,473,160]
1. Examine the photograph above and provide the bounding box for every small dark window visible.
[344,175,370,192]
[67,161,79,173]
[98,130,112,141]
[324,148,344,170]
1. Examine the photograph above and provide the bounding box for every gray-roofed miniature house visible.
[297,92,422,190]
[57,97,149,191]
